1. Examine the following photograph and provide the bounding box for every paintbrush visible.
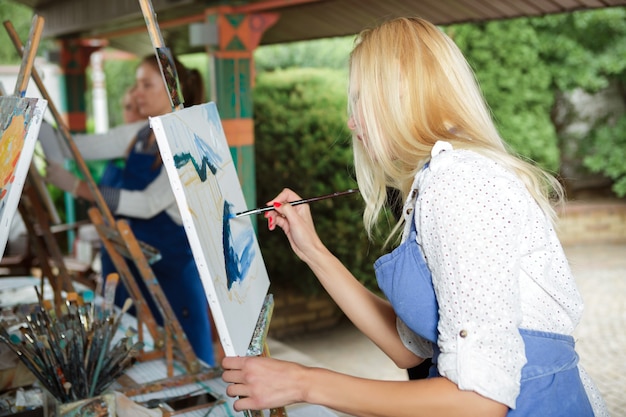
[81,290,96,330]
[88,298,133,397]
[230,189,359,219]
[42,299,56,321]
[0,289,144,403]
[102,273,119,317]
[93,342,143,393]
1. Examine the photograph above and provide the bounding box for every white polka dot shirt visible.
[396,141,602,411]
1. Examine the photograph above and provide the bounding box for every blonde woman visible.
[222,17,607,417]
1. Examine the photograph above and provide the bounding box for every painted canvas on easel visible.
[0,96,47,259]
[151,102,270,357]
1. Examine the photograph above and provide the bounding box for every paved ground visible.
[569,243,626,417]
[269,242,626,416]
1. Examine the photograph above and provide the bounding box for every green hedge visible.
[254,68,388,294]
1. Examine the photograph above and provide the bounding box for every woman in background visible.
[44,55,216,366]
[97,85,144,188]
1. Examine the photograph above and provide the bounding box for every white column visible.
[90,50,109,133]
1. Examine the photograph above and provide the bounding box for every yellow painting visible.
[0,96,47,259]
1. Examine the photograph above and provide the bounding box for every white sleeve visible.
[116,168,182,224]
[397,318,434,359]
[38,121,70,163]
[39,121,146,162]
[418,155,528,409]
[72,121,146,160]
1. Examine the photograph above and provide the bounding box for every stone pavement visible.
[269,242,626,416]
[569,243,626,417]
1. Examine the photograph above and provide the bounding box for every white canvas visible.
[0,96,47,259]
[151,102,270,357]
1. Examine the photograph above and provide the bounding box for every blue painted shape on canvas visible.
[173,144,255,290]
[173,133,221,179]
[222,201,255,289]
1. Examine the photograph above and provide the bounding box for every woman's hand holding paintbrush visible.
[222,187,362,408]
[259,188,359,265]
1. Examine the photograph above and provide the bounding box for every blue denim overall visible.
[374,214,594,416]
[99,160,124,188]
[100,125,215,365]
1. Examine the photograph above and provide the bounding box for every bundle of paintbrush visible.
[0,279,143,403]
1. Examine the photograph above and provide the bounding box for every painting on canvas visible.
[0,96,47,259]
[151,102,270,357]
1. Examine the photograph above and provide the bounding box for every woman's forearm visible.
[223,354,507,416]
[305,369,508,417]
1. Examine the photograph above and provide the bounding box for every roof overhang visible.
[13,0,626,56]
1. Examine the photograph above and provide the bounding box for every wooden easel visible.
[4,18,220,393]
[1,15,74,309]
[137,1,286,415]
[18,166,76,301]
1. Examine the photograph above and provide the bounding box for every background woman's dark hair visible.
[136,54,206,170]
[141,54,205,107]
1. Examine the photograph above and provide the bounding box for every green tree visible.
[252,10,626,295]
[255,37,354,72]
[584,114,626,197]
[447,19,560,171]
[531,8,626,198]
[531,8,626,92]
[0,1,54,65]
[447,8,626,197]
[0,1,35,64]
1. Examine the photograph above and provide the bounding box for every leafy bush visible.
[254,68,388,294]
[0,1,55,64]
[584,113,626,197]
[255,37,354,72]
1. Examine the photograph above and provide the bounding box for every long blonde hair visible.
[348,17,563,240]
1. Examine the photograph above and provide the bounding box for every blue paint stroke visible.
[223,201,255,289]
[172,133,222,179]
[203,104,223,130]
[171,129,255,290]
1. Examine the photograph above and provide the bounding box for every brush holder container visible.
[46,392,115,417]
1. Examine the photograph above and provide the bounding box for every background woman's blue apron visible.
[100,130,215,365]
[374,216,594,416]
